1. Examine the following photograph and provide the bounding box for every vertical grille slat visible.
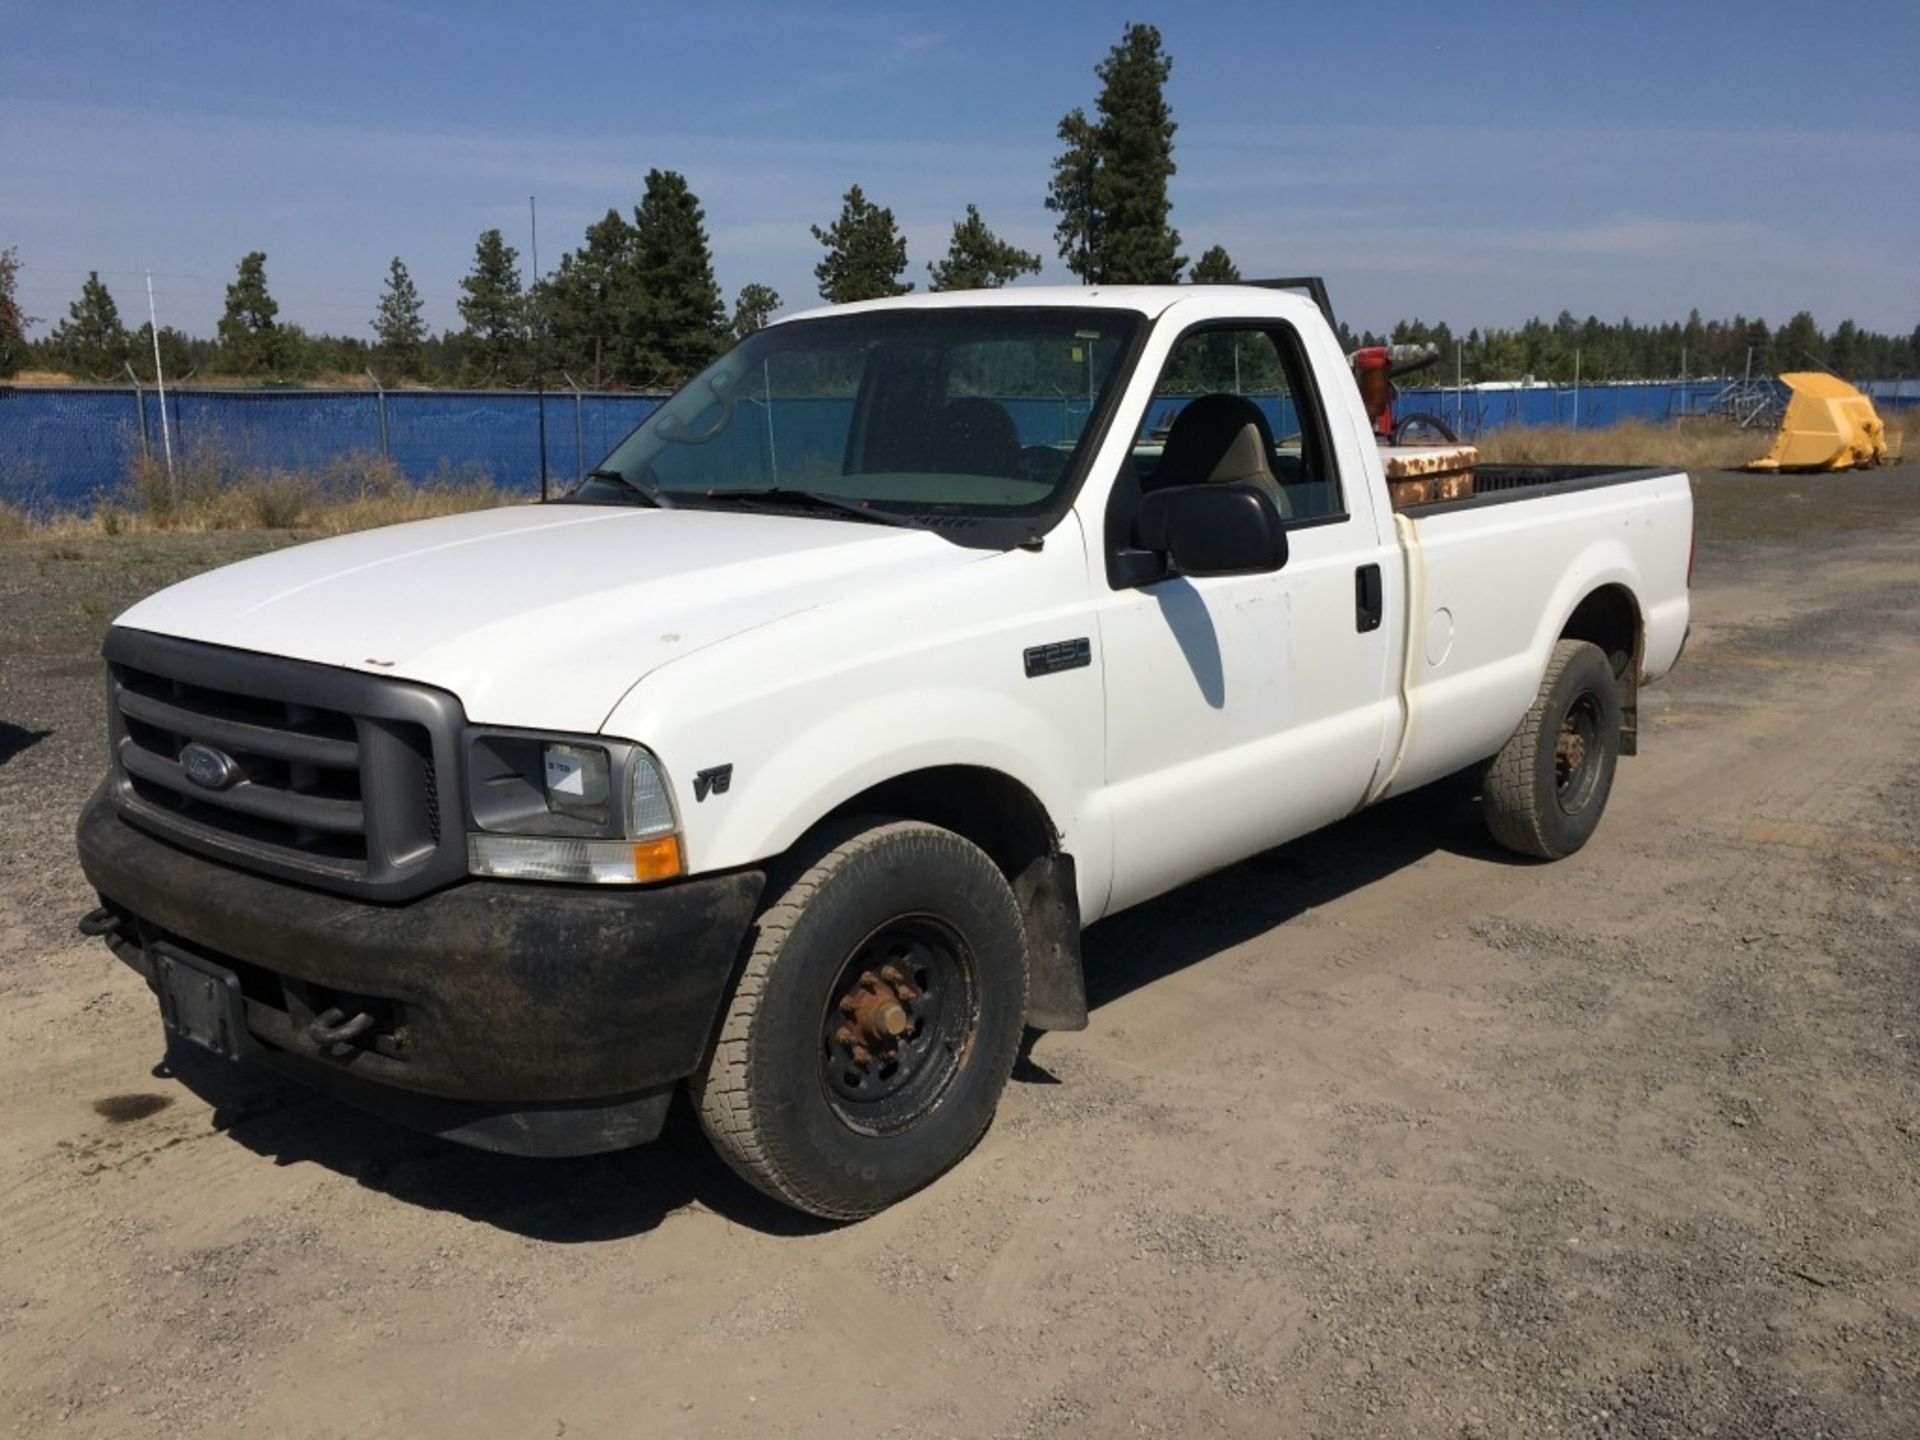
[102,630,466,900]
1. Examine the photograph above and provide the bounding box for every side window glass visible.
[1134,326,1346,522]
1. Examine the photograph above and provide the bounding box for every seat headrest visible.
[1147,393,1279,493]
[933,398,1021,476]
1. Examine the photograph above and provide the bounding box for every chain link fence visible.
[5,377,1911,515]
[0,384,664,513]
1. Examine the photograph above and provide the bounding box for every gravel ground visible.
[1,470,1916,1439]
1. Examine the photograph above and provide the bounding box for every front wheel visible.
[693,818,1028,1220]
[1483,639,1622,859]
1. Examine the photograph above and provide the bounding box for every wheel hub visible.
[833,966,922,1072]
[1553,689,1606,815]
[820,920,973,1131]
[1555,725,1588,783]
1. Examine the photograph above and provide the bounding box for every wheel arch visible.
[1555,581,1644,755]
[815,765,1088,1032]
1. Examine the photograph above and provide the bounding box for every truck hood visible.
[114,503,985,733]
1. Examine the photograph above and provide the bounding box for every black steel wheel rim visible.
[819,915,979,1136]
[1555,691,1604,814]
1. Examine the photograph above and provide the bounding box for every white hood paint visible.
[114,504,982,733]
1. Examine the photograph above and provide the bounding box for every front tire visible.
[1483,639,1622,859]
[693,818,1028,1220]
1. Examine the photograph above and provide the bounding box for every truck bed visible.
[1400,462,1674,516]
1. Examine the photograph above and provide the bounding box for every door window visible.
[1135,325,1345,523]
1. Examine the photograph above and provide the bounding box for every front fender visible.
[600,520,1112,915]
[691,683,1086,874]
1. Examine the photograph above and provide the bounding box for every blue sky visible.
[4,0,1916,343]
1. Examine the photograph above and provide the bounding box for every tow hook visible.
[308,1006,378,1049]
[77,906,122,938]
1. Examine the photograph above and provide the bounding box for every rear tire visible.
[1483,639,1621,859]
[693,818,1028,1221]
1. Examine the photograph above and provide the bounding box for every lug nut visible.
[850,1043,873,1067]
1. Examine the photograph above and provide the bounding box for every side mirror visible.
[1133,483,1288,578]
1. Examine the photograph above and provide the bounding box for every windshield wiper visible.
[699,488,927,530]
[579,468,677,509]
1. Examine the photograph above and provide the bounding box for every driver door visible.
[1096,321,1397,914]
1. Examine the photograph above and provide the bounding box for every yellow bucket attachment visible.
[1747,372,1889,472]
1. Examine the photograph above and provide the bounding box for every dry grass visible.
[7,433,513,538]
[1476,411,1913,472]
[11,368,386,390]
[1472,418,1770,470]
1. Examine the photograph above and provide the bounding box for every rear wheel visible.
[1483,639,1622,859]
[693,818,1028,1220]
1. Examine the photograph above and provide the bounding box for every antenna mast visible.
[530,195,549,503]
[145,270,177,502]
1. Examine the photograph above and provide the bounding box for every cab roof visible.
[780,284,1320,326]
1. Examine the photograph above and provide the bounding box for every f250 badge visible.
[693,765,734,802]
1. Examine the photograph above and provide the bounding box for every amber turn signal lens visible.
[630,833,683,882]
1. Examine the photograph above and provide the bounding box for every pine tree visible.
[371,257,429,379]
[51,271,129,376]
[731,283,782,339]
[539,208,637,387]
[811,185,912,304]
[625,169,727,384]
[927,205,1042,292]
[457,228,527,385]
[127,323,193,384]
[0,248,35,377]
[1775,310,1823,371]
[1044,110,1101,283]
[1046,24,1183,285]
[216,251,284,375]
[1190,245,1240,284]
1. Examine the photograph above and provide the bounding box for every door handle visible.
[1355,563,1383,633]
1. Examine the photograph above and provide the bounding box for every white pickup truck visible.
[77,284,1691,1218]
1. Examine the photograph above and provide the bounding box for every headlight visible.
[542,742,611,825]
[464,730,684,884]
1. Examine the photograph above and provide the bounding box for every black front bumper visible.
[77,786,764,1156]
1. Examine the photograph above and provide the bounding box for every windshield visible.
[578,307,1142,535]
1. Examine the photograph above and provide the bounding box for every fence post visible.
[124,363,150,459]
[562,373,586,483]
[365,370,390,460]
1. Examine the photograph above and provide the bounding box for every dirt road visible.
[2,472,1916,1439]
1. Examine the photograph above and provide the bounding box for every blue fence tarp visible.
[0,387,666,511]
[2,378,1913,513]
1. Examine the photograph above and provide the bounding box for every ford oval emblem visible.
[180,742,239,790]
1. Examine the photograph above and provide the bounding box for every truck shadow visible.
[1078,767,1505,1013]
[0,722,54,768]
[158,769,1516,1242]
[160,1043,834,1241]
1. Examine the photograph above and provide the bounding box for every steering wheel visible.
[654,375,737,445]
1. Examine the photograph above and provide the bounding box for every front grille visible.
[104,628,467,900]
